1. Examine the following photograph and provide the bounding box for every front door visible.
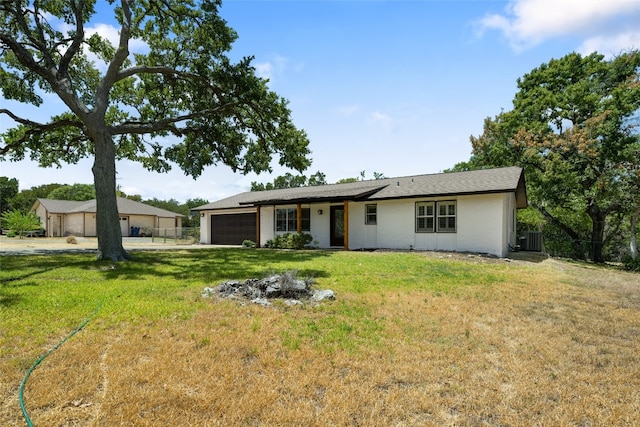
[330,205,344,246]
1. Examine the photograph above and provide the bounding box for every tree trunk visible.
[535,203,585,259]
[588,207,606,263]
[92,131,132,261]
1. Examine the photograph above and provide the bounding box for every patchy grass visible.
[1,249,639,426]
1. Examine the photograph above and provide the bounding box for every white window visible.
[415,201,456,233]
[437,201,456,232]
[415,202,434,232]
[275,208,310,232]
[365,204,377,225]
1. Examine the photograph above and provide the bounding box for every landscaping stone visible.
[202,272,335,306]
[311,289,336,301]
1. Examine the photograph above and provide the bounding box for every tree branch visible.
[114,65,200,82]
[58,0,85,79]
[111,104,240,136]
[0,109,85,154]
[95,0,132,117]
[20,2,57,71]
[531,202,581,242]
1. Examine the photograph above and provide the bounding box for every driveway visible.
[0,236,213,256]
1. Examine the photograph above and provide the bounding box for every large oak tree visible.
[462,51,640,262]
[0,0,311,260]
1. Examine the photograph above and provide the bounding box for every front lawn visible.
[1,249,638,426]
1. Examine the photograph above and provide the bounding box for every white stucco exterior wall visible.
[456,194,504,256]
[199,211,210,244]
[310,203,331,248]
[347,193,514,257]
[259,206,274,245]
[199,192,517,256]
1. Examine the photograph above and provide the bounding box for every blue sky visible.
[2,0,640,202]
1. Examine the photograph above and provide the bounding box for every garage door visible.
[210,213,256,245]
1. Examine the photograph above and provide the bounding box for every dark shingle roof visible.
[35,197,183,217]
[193,167,527,210]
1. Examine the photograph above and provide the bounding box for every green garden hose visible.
[19,303,102,427]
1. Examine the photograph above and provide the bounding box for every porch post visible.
[256,205,261,248]
[297,203,302,234]
[344,200,349,251]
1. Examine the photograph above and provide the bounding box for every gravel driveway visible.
[0,236,211,256]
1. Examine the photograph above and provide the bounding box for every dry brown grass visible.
[6,257,640,426]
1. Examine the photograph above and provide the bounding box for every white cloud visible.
[255,62,274,80]
[86,23,148,52]
[83,23,148,70]
[476,0,640,51]
[254,55,291,83]
[578,31,640,58]
[55,20,148,72]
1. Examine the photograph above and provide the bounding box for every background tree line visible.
[0,177,207,228]
[250,170,385,191]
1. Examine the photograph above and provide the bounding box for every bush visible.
[242,239,256,248]
[622,255,640,271]
[0,209,41,238]
[264,232,313,249]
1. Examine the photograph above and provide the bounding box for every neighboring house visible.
[31,197,184,237]
[192,166,528,257]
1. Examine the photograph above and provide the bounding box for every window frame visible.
[415,201,435,232]
[436,201,456,232]
[275,207,311,232]
[415,200,456,233]
[365,204,377,225]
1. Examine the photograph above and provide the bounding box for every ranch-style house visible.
[192,166,528,257]
[31,197,184,237]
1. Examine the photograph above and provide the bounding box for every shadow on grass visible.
[0,291,22,307]
[0,256,98,307]
[0,248,333,285]
[104,248,333,282]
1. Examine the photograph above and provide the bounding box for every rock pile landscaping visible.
[202,271,335,307]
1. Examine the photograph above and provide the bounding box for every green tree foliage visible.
[142,197,209,227]
[0,176,18,212]
[463,51,640,262]
[335,170,386,184]
[47,183,95,201]
[0,209,41,237]
[183,198,209,227]
[6,182,64,213]
[251,171,327,191]
[0,0,311,261]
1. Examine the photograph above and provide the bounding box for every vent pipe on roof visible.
[397,181,400,186]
